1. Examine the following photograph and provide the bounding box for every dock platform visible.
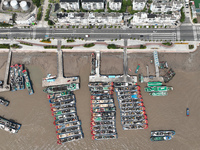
[89,40,137,83]
[42,40,79,87]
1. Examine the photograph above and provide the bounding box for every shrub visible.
[140,45,146,49]
[84,43,95,48]
[162,42,172,46]
[107,44,121,49]
[189,45,194,49]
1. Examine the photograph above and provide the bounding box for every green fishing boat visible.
[149,92,168,96]
[150,136,172,141]
[147,82,162,87]
[144,86,173,92]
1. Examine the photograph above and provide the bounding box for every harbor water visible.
[0,52,200,149]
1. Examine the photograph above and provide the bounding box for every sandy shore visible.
[0,48,200,150]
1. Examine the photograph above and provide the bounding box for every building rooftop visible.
[60,0,78,2]
[81,0,104,2]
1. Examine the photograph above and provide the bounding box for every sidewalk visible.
[0,39,199,53]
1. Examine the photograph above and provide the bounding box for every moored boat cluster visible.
[10,64,34,95]
[89,82,118,140]
[114,82,148,130]
[150,130,176,141]
[43,84,84,144]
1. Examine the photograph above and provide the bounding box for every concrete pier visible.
[42,40,79,87]
[0,49,11,92]
[89,40,137,83]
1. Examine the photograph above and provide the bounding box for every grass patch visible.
[84,43,95,48]
[0,44,10,49]
[67,39,75,43]
[40,38,51,43]
[180,7,185,23]
[0,22,13,27]
[140,45,146,49]
[10,44,20,49]
[37,6,42,20]
[44,45,57,49]
[189,45,194,49]
[61,46,73,49]
[20,42,33,46]
[162,42,172,46]
[107,44,122,49]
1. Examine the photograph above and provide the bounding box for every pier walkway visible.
[89,39,137,83]
[42,40,79,87]
[0,40,12,92]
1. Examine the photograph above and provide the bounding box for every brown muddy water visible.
[0,51,200,150]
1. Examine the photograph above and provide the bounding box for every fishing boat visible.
[57,134,83,144]
[120,103,143,108]
[51,104,75,112]
[54,113,77,120]
[120,98,143,104]
[88,82,113,87]
[151,130,176,136]
[117,91,140,96]
[57,130,82,139]
[117,94,142,101]
[54,117,79,125]
[163,68,176,83]
[122,119,148,125]
[91,129,116,135]
[91,120,116,126]
[147,82,162,87]
[52,109,76,116]
[48,91,73,99]
[92,112,116,117]
[92,107,116,113]
[0,98,10,106]
[144,86,173,92]
[90,90,113,95]
[91,103,115,108]
[115,86,140,92]
[92,116,115,122]
[56,121,81,130]
[50,99,76,107]
[91,53,96,75]
[121,115,147,122]
[123,124,148,130]
[0,116,21,133]
[22,70,34,95]
[150,136,172,141]
[91,95,113,100]
[89,86,113,92]
[56,125,81,134]
[121,106,145,112]
[121,110,146,116]
[91,99,114,104]
[91,125,116,131]
[92,134,117,140]
[43,83,79,94]
[149,92,168,96]
[114,82,136,88]
[135,64,140,73]
[43,74,56,82]
[49,95,75,103]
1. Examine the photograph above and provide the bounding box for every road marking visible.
[32,28,36,39]
[193,26,197,41]
[176,27,180,41]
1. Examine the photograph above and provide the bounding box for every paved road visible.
[0,24,199,41]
